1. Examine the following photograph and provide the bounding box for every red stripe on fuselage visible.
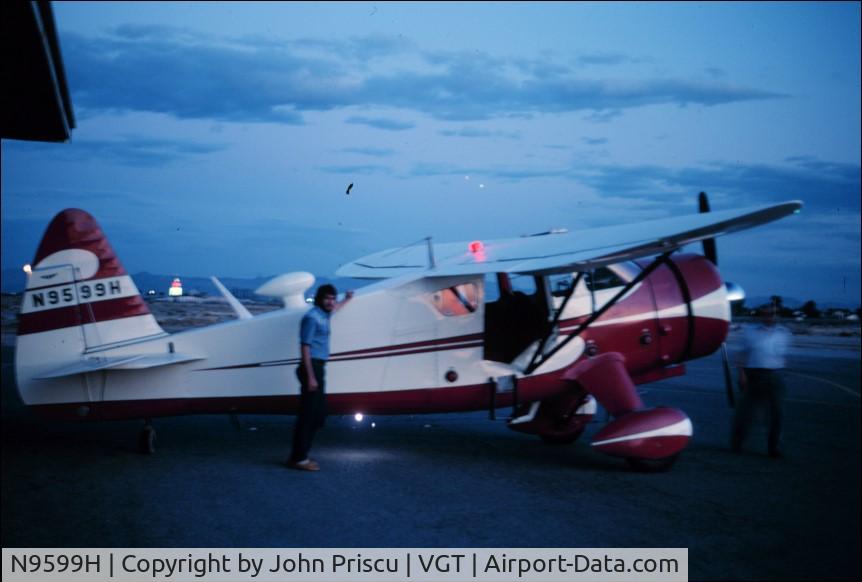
[197,336,486,371]
[332,333,485,357]
[17,297,151,335]
[330,341,484,362]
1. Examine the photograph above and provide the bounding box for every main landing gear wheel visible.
[139,422,156,454]
[625,453,679,473]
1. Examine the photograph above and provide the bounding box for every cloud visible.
[4,135,227,167]
[1,198,158,272]
[344,116,415,131]
[575,158,861,212]
[581,137,608,146]
[576,52,636,66]
[511,57,573,78]
[63,27,785,125]
[64,29,341,124]
[583,109,624,123]
[402,155,859,215]
[2,186,157,210]
[438,127,521,139]
[360,64,784,121]
[408,162,568,182]
[289,34,416,62]
[340,147,396,157]
[318,164,392,175]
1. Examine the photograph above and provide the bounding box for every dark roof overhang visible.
[2,1,75,142]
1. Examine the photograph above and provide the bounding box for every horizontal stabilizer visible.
[34,352,204,379]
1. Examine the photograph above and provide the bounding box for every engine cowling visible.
[672,254,730,360]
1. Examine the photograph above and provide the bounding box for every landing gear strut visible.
[139,420,156,454]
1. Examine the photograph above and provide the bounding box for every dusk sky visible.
[2,1,860,305]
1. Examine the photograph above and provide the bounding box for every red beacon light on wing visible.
[468,240,486,262]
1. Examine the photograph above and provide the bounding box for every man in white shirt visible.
[731,305,792,458]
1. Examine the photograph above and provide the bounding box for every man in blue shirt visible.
[287,284,353,471]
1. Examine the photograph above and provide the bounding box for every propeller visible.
[721,344,735,407]
[698,191,718,265]
[698,191,735,407]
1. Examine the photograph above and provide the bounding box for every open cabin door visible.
[483,273,551,363]
[483,263,663,375]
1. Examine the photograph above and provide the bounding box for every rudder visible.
[17,208,165,351]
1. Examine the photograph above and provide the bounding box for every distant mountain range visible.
[1,269,369,300]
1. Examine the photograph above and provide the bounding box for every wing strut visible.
[525,251,673,374]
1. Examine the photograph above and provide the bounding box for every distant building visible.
[168,278,183,297]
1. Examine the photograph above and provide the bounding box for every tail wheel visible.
[139,424,156,454]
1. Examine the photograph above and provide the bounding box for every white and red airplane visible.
[15,194,801,469]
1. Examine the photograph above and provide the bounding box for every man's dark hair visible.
[314,284,338,307]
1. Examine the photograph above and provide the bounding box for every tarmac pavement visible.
[2,338,860,581]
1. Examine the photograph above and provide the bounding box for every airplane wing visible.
[336,201,802,279]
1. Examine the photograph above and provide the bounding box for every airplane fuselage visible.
[16,254,728,422]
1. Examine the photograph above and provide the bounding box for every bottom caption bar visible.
[3,548,687,582]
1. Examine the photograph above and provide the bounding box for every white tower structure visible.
[168,277,183,297]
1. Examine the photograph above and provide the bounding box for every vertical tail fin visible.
[18,208,164,347]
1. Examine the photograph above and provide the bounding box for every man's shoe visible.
[287,459,320,471]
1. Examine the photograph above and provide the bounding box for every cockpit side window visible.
[548,273,575,297]
[585,267,626,291]
[432,283,479,317]
[509,274,537,295]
